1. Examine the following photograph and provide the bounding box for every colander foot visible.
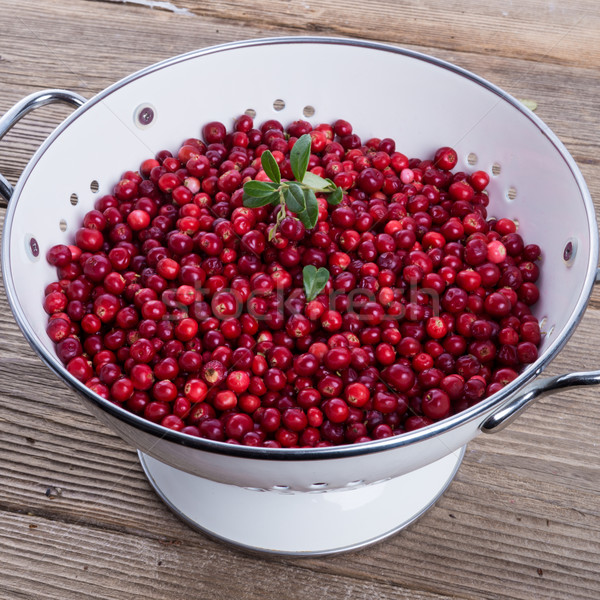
[138,446,465,556]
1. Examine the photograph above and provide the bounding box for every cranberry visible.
[344,382,370,407]
[433,147,457,171]
[422,388,451,420]
[521,321,541,345]
[468,170,490,191]
[426,317,448,339]
[67,356,94,382]
[487,240,507,263]
[46,244,72,267]
[46,318,71,343]
[323,398,350,423]
[382,363,415,392]
[517,341,538,363]
[202,360,225,385]
[44,290,70,315]
[484,292,512,318]
[75,228,104,252]
[441,287,468,313]
[518,282,540,305]
[223,413,253,440]
[226,370,250,393]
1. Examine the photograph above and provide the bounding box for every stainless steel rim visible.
[2,36,598,460]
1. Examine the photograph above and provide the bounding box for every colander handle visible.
[0,89,87,206]
[481,369,600,433]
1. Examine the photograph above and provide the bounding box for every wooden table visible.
[1,1,599,598]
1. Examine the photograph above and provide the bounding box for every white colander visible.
[1,37,598,556]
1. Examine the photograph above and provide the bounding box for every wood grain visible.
[1,510,468,600]
[101,0,600,68]
[1,1,600,599]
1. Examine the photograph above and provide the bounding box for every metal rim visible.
[2,36,598,461]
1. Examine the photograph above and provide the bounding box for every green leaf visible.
[304,188,319,227]
[243,191,280,208]
[297,188,319,230]
[303,265,330,302]
[243,180,279,197]
[283,183,306,214]
[327,186,344,205]
[301,171,334,191]
[260,150,281,184]
[290,134,312,182]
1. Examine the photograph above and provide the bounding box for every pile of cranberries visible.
[42,115,543,448]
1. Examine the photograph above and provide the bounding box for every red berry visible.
[324,398,350,423]
[433,147,457,171]
[214,390,237,411]
[426,317,448,339]
[422,389,451,419]
[184,378,208,403]
[227,370,250,393]
[487,240,507,264]
[127,209,151,230]
[345,382,370,408]
[46,244,72,267]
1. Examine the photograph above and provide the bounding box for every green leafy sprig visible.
[302,265,330,302]
[242,134,343,234]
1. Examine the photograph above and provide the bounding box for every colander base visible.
[138,446,465,556]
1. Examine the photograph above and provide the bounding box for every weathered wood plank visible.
[97,0,600,68]
[0,512,466,600]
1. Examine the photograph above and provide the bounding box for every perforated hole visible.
[27,236,40,260]
[271,484,290,491]
[539,317,554,340]
[506,187,517,201]
[90,180,99,193]
[309,482,328,489]
[303,105,315,117]
[245,108,256,118]
[492,163,502,176]
[563,238,577,266]
[70,193,78,206]
[273,99,285,111]
[512,217,520,229]
[347,479,365,487]
[467,152,478,166]
[59,219,67,232]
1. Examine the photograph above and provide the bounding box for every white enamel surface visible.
[2,39,597,551]
[139,448,464,555]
